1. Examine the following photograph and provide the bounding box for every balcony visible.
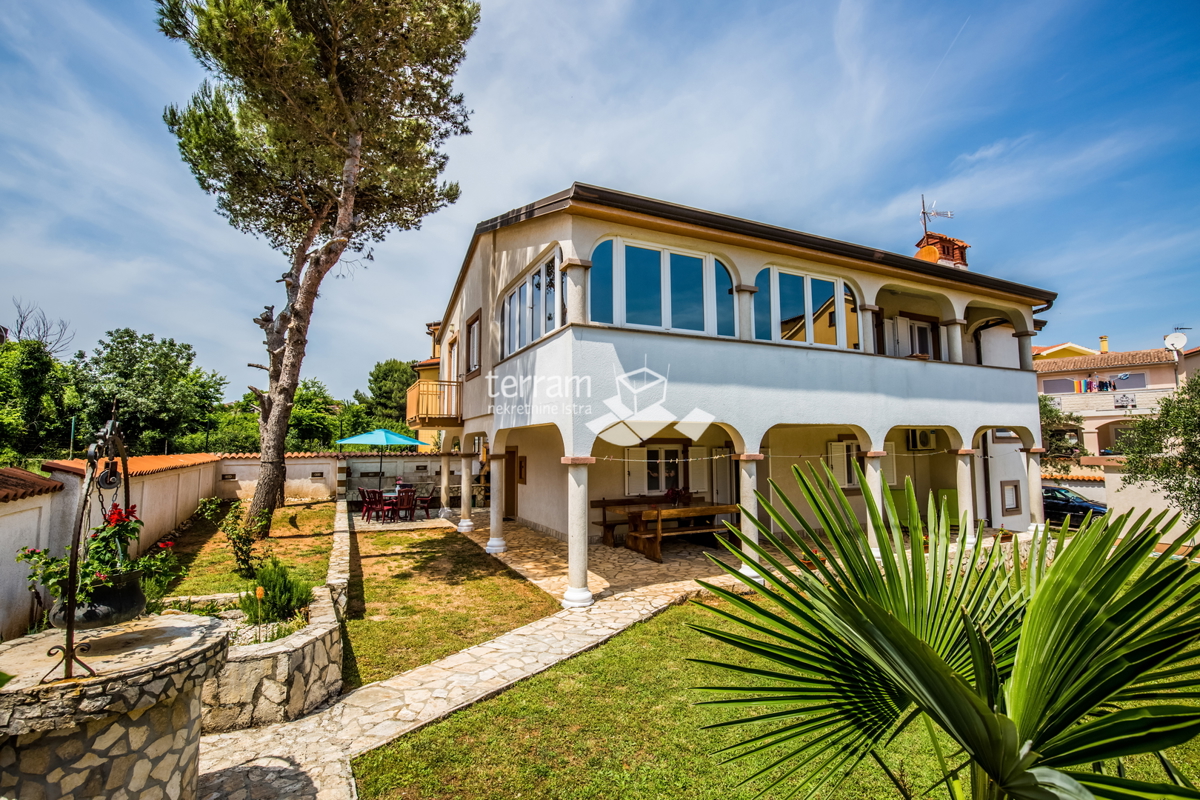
[407,380,462,429]
[1050,389,1171,414]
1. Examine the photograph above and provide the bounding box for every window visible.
[623,445,708,496]
[502,251,564,357]
[1042,378,1075,394]
[755,266,863,349]
[828,441,897,489]
[464,311,481,378]
[587,239,738,337]
[1111,372,1147,390]
[753,268,772,340]
[991,428,1021,443]
[1000,480,1022,515]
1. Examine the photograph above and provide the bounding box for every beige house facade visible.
[410,184,1057,607]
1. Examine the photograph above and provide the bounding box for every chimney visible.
[1099,336,1109,354]
[914,232,969,269]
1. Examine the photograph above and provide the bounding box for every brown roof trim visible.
[42,453,223,478]
[437,183,1057,344]
[0,468,64,504]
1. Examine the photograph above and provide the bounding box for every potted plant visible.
[17,505,175,630]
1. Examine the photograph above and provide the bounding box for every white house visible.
[409,184,1056,608]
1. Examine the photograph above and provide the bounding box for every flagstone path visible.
[197,512,759,799]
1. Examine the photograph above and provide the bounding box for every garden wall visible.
[0,469,65,641]
[214,454,340,501]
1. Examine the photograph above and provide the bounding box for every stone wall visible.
[0,615,227,800]
[200,586,341,733]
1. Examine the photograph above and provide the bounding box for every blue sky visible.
[1,0,1197,399]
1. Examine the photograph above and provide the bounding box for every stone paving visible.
[197,511,759,799]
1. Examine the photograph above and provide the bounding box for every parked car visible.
[1042,486,1107,525]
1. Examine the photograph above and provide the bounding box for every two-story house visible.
[1034,338,1183,455]
[410,184,1056,608]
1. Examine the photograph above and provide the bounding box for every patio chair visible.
[414,488,438,520]
[361,488,388,522]
[389,488,417,522]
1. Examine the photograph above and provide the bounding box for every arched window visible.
[753,268,772,340]
[715,260,735,336]
[589,240,614,324]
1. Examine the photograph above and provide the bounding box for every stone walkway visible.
[197,512,758,799]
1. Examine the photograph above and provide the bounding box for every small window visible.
[1000,480,1022,515]
[753,269,772,340]
[590,240,614,324]
[716,260,736,337]
[779,272,807,342]
[991,428,1021,443]
[669,253,705,331]
[464,311,481,378]
[531,271,542,339]
[544,262,557,333]
[1042,378,1075,394]
[844,285,860,350]
[1111,372,1147,390]
[811,278,837,346]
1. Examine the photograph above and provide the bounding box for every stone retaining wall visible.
[200,585,342,733]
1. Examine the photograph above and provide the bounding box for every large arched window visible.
[587,238,737,337]
[754,265,863,349]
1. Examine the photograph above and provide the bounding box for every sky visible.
[1,0,1198,400]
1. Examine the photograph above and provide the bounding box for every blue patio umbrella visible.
[336,428,425,489]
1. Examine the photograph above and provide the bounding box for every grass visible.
[341,525,560,690]
[351,596,1200,800]
[166,500,335,596]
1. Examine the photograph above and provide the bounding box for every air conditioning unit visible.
[906,428,938,451]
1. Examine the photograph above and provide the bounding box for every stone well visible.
[0,614,227,800]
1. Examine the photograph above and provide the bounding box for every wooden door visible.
[504,447,518,517]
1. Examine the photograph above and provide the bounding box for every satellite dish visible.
[1165,332,1189,352]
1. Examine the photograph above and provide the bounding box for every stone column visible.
[561,457,595,608]
[953,449,976,544]
[862,452,885,552]
[458,455,475,532]
[859,305,881,354]
[735,284,758,340]
[1023,448,1046,528]
[486,455,506,553]
[943,319,966,363]
[734,453,765,582]
[440,452,451,507]
[1013,331,1037,371]
[560,258,591,325]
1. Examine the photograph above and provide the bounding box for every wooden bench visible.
[590,496,656,547]
[625,504,741,563]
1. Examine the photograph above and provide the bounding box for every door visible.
[504,447,518,518]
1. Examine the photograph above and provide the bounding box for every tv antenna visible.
[921,194,954,237]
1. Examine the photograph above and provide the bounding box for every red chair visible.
[415,489,438,520]
[360,488,387,522]
[389,488,417,522]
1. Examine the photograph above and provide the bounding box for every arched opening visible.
[755,423,874,533]
[873,284,955,360]
[971,425,1037,530]
[964,303,1028,368]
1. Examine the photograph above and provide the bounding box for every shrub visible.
[239,557,310,623]
[197,498,265,578]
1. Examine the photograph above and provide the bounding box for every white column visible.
[439,453,451,507]
[943,319,966,364]
[457,456,475,532]
[735,454,765,583]
[954,450,976,544]
[561,259,590,325]
[562,458,594,608]
[735,285,757,340]
[1014,331,1036,371]
[1024,449,1045,529]
[859,305,881,355]
[486,456,506,553]
[863,453,884,552]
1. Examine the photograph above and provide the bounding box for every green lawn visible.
[351,598,1200,800]
[167,500,335,596]
[342,525,561,690]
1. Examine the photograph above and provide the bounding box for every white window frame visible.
[624,445,707,497]
[753,265,863,351]
[592,237,738,338]
[501,249,564,358]
[828,440,897,489]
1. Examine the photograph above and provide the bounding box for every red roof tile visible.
[1043,473,1104,482]
[0,468,64,504]
[1032,349,1177,374]
[42,453,222,478]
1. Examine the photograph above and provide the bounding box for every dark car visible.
[1041,486,1107,525]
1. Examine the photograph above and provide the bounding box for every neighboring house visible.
[1032,341,1100,360]
[0,468,65,640]
[409,183,1056,608]
[1183,345,1200,381]
[1033,339,1184,456]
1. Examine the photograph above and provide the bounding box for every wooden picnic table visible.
[621,503,742,563]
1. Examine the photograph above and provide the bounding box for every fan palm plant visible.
[691,464,1200,800]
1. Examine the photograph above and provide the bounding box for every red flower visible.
[159,542,173,548]
[104,504,140,526]
[95,572,108,581]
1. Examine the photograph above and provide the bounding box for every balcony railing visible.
[1050,389,1172,414]
[407,380,462,428]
